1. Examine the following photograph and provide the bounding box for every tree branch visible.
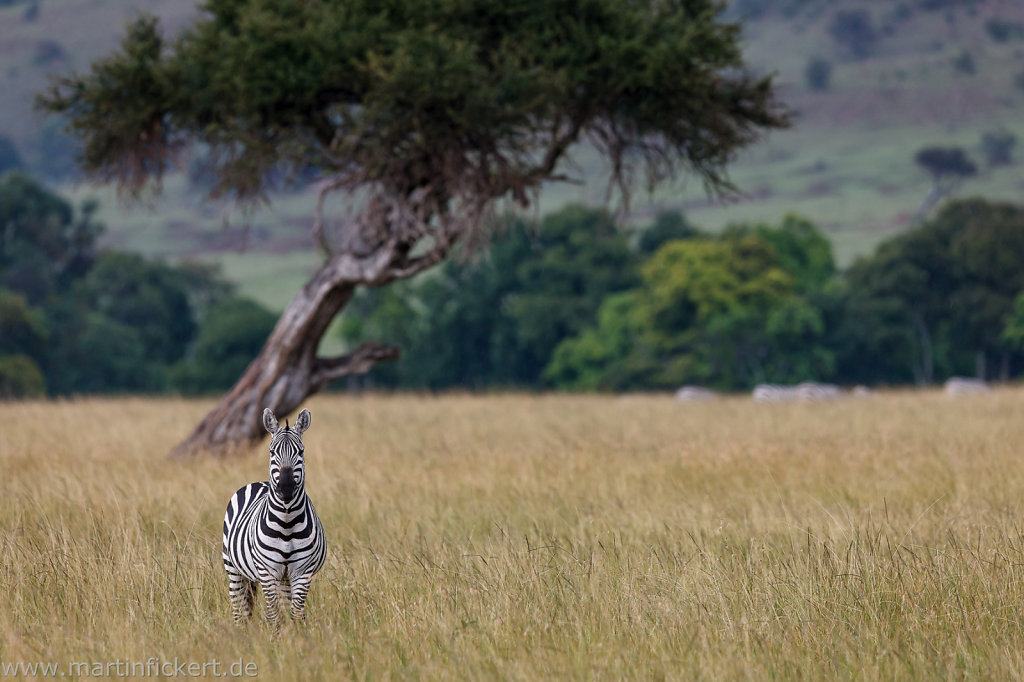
[310,341,400,390]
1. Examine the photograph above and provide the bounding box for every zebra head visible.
[262,407,311,505]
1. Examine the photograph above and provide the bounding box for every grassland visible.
[4,391,1024,679]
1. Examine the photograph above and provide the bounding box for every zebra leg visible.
[224,560,254,622]
[258,572,282,630]
[288,575,313,622]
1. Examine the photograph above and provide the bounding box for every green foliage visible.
[342,205,640,389]
[1000,292,1024,353]
[836,199,1024,384]
[547,217,836,391]
[634,211,702,256]
[39,0,788,204]
[43,303,164,394]
[171,297,277,394]
[0,172,102,303]
[0,173,242,397]
[0,289,48,361]
[0,354,45,398]
[74,252,196,365]
[725,215,836,292]
[914,146,978,182]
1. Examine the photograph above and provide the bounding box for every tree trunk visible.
[171,239,441,457]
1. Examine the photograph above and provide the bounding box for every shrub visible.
[805,57,832,91]
[829,10,878,59]
[980,129,1017,166]
[171,297,277,394]
[0,354,45,398]
[985,17,1024,42]
[952,49,976,75]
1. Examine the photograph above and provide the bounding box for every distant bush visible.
[635,211,701,256]
[32,40,65,66]
[917,0,981,10]
[985,17,1024,43]
[829,10,878,59]
[1014,70,1024,94]
[805,57,832,91]
[915,146,978,181]
[952,49,976,75]
[170,297,277,395]
[980,129,1017,166]
[0,289,48,361]
[0,354,45,398]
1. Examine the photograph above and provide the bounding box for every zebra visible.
[222,407,326,628]
[674,385,717,402]
[752,382,841,403]
[944,377,990,396]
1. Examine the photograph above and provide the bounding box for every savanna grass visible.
[3,391,1024,680]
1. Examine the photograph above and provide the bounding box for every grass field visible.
[4,391,1024,679]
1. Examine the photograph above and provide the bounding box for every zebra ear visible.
[262,408,280,435]
[294,408,311,434]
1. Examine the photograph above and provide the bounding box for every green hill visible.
[3,0,1024,311]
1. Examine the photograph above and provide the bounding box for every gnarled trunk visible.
[171,235,445,457]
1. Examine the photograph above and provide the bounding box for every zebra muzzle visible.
[277,468,297,501]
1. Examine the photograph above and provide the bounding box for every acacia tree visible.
[40,0,788,456]
[914,146,978,218]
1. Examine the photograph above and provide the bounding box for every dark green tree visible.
[342,205,641,389]
[39,1,788,454]
[0,355,46,399]
[635,210,702,256]
[547,217,836,390]
[171,297,278,394]
[0,289,48,363]
[73,252,196,365]
[834,199,1024,384]
[0,172,102,303]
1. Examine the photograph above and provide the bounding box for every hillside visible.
[2,0,1024,309]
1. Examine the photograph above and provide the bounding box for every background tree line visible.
[342,199,1024,392]
[5,169,1024,398]
[0,172,277,398]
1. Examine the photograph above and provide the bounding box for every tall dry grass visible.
[3,391,1024,680]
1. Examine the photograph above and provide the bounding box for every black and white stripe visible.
[222,407,326,627]
[752,382,841,403]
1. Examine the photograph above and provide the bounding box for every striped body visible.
[221,408,325,627]
[752,382,841,403]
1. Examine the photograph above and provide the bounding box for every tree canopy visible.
[40,0,788,248]
[37,0,790,453]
